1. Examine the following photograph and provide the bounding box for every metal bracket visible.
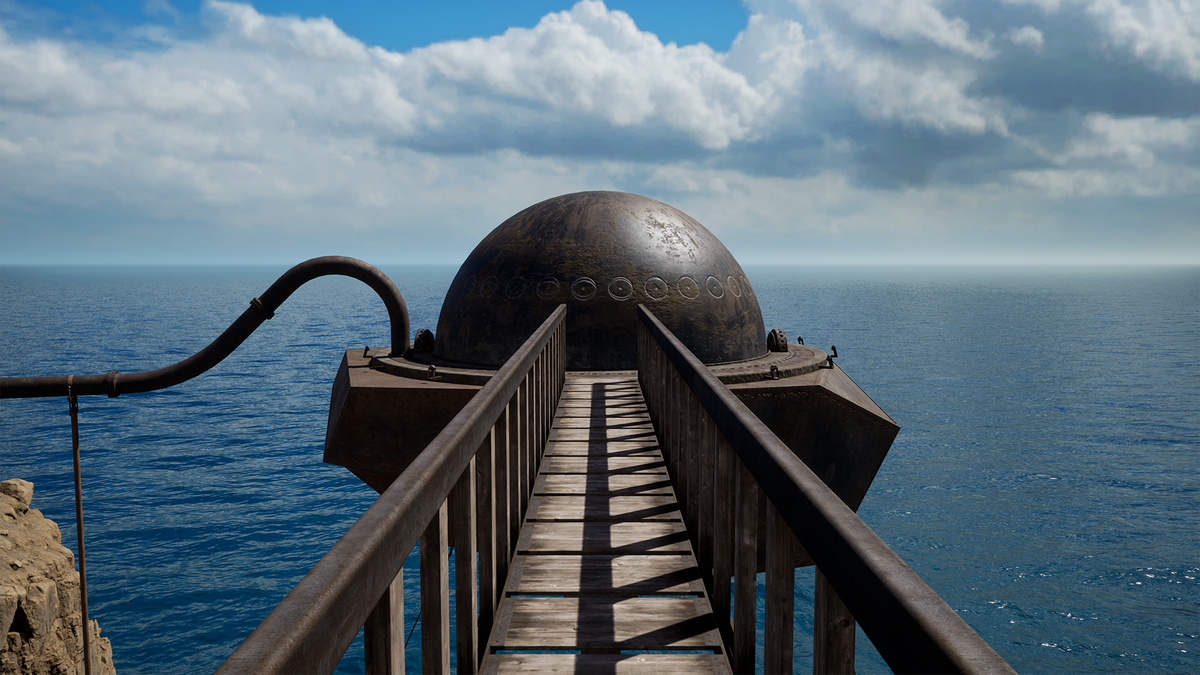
[249,296,275,320]
[820,346,838,369]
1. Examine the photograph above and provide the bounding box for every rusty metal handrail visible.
[216,304,567,674]
[0,256,409,399]
[636,305,1014,674]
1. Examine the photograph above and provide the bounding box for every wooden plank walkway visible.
[483,374,731,674]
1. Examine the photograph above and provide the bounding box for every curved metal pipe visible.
[0,256,409,399]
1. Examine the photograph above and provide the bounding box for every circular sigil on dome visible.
[434,191,767,369]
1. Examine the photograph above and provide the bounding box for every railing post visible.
[712,433,735,649]
[363,569,404,675]
[697,409,715,592]
[733,459,759,674]
[475,433,497,666]
[765,500,796,675]
[508,401,521,563]
[533,355,543,463]
[493,413,511,593]
[814,568,855,675]
[671,372,684,499]
[523,374,534,506]
[686,392,700,538]
[451,457,478,673]
[516,379,529,525]
[420,501,450,674]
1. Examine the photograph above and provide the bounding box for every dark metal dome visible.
[434,191,767,369]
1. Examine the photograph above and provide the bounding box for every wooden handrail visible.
[217,304,566,675]
[636,305,1015,675]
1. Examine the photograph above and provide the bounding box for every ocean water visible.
[1,264,1196,674]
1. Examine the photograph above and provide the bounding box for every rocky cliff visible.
[1,479,116,675]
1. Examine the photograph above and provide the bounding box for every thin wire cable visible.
[404,607,420,649]
[69,375,92,675]
[404,545,453,649]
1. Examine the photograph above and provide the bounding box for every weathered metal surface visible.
[435,191,767,370]
[729,365,898,512]
[637,305,1016,675]
[0,256,409,399]
[324,348,481,492]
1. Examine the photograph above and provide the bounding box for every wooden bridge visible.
[487,373,727,672]
[215,304,1015,675]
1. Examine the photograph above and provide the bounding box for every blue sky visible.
[1,0,1197,265]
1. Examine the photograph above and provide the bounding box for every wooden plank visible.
[554,418,653,429]
[559,392,642,401]
[544,440,661,457]
[476,435,497,665]
[558,392,642,401]
[489,597,721,650]
[696,413,715,592]
[537,474,675,496]
[507,402,521,567]
[420,500,449,674]
[524,521,691,553]
[686,394,700,540]
[512,554,704,596]
[531,495,681,521]
[555,407,646,416]
[814,567,856,675]
[550,428,659,442]
[484,653,730,675]
[452,457,478,674]
[711,434,734,648]
[764,499,795,675]
[363,568,404,675]
[732,459,758,674]
[517,380,529,531]
[531,367,540,484]
[493,413,511,597]
[542,456,666,474]
[556,404,646,414]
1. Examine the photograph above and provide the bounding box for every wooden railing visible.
[217,305,566,675]
[637,305,1015,675]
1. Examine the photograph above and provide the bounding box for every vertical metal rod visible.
[68,378,93,675]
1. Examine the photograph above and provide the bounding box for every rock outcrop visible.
[1,479,116,675]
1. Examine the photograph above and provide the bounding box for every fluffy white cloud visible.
[999,0,1066,11]
[1088,0,1200,80]
[820,39,1007,134]
[799,0,995,58]
[1006,25,1046,51]
[1066,113,1198,166]
[1012,114,1200,196]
